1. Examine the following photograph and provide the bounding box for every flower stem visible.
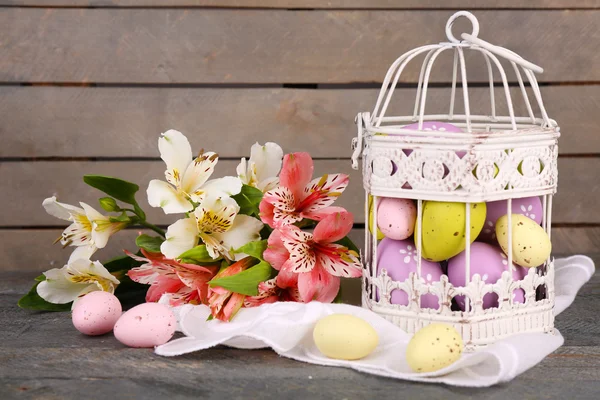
[136,220,166,238]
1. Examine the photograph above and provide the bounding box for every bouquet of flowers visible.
[18,130,362,321]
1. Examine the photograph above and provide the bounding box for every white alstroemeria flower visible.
[37,258,120,308]
[161,194,264,261]
[43,196,126,253]
[236,142,283,192]
[147,129,242,214]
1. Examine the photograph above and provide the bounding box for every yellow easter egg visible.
[416,201,486,262]
[406,323,464,373]
[368,195,385,240]
[313,314,379,360]
[495,214,551,268]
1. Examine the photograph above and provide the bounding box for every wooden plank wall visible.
[0,2,598,278]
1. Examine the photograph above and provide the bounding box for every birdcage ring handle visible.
[445,11,480,44]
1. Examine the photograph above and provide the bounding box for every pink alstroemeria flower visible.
[243,278,301,307]
[259,152,349,228]
[126,249,218,306]
[264,211,362,303]
[207,257,256,321]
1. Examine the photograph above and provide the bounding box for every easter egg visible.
[72,291,122,336]
[480,197,543,242]
[376,198,417,240]
[377,238,443,309]
[496,214,552,268]
[406,323,464,373]
[402,121,463,156]
[368,195,385,240]
[447,242,528,310]
[313,314,379,360]
[416,201,486,262]
[114,303,177,348]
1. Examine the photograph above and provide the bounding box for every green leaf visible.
[232,184,264,217]
[209,260,272,296]
[135,234,164,253]
[335,235,360,255]
[99,197,120,212]
[83,175,140,206]
[109,212,131,223]
[235,240,267,261]
[179,245,220,264]
[18,280,71,312]
[34,274,45,282]
[103,254,143,273]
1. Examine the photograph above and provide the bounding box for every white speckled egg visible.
[496,214,552,268]
[406,323,463,373]
[376,198,417,240]
[72,291,122,336]
[114,303,176,348]
[313,314,379,360]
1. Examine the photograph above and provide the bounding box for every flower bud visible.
[99,197,120,212]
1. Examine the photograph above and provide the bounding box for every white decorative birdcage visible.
[350,11,559,350]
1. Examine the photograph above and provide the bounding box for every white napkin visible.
[155,255,595,387]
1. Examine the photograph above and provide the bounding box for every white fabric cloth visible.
[155,255,595,387]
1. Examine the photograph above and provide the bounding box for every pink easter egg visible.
[376,238,443,309]
[72,291,122,336]
[402,121,464,157]
[376,198,417,240]
[114,303,176,348]
[480,196,543,242]
[448,242,528,310]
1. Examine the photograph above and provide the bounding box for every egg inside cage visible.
[350,11,560,350]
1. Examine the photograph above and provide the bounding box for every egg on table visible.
[447,242,528,310]
[406,323,464,373]
[376,197,417,240]
[416,201,486,262]
[71,291,122,336]
[496,214,552,268]
[114,303,177,348]
[480,196,543,242]
[377,238,443,309]
[313,314,379,360]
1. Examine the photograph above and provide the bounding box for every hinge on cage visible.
[351,112,367,170]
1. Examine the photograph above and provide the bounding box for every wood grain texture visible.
[0,159,597,226]
[1,227,597,274]
[2,85,598,158]
[1,9,598,83]
[3,0,600,8]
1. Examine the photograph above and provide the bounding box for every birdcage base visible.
[362,261,555,351]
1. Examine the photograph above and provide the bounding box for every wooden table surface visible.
[2,254,598,400]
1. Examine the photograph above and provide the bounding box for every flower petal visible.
[200,176,243,198]
[42,196,84,221]
[194,194,240,234]
[263,186,296,212]
[250,142,284,184]
[312,211,354,244]
[37,268,85,304]
[181,151,219,199]
[161,218,199,259]
[259,199,276,228]
[159,129,193,187]
[276,260,299,288]
[236,157,250,185]
[67,245,97,263]
[220,292,246,321]
[147,179,193,214]
[279,152,314,200]
[147,275,186,303]
[263,229,289,271]
[257,177,280,193]
[212,215,264,260]
[70,259,120,288]
[297,263,340,303]
[301,206,348,222]
[279,227,316,273]
[79,203,113,248]
[299,174,349,213]
[316,244,362,278]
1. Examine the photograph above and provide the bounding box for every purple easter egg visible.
[376,238,443,309]
[376,198,417,240]
[480,197,543,242]
[448,242,528,310]
[401,121,464,157]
